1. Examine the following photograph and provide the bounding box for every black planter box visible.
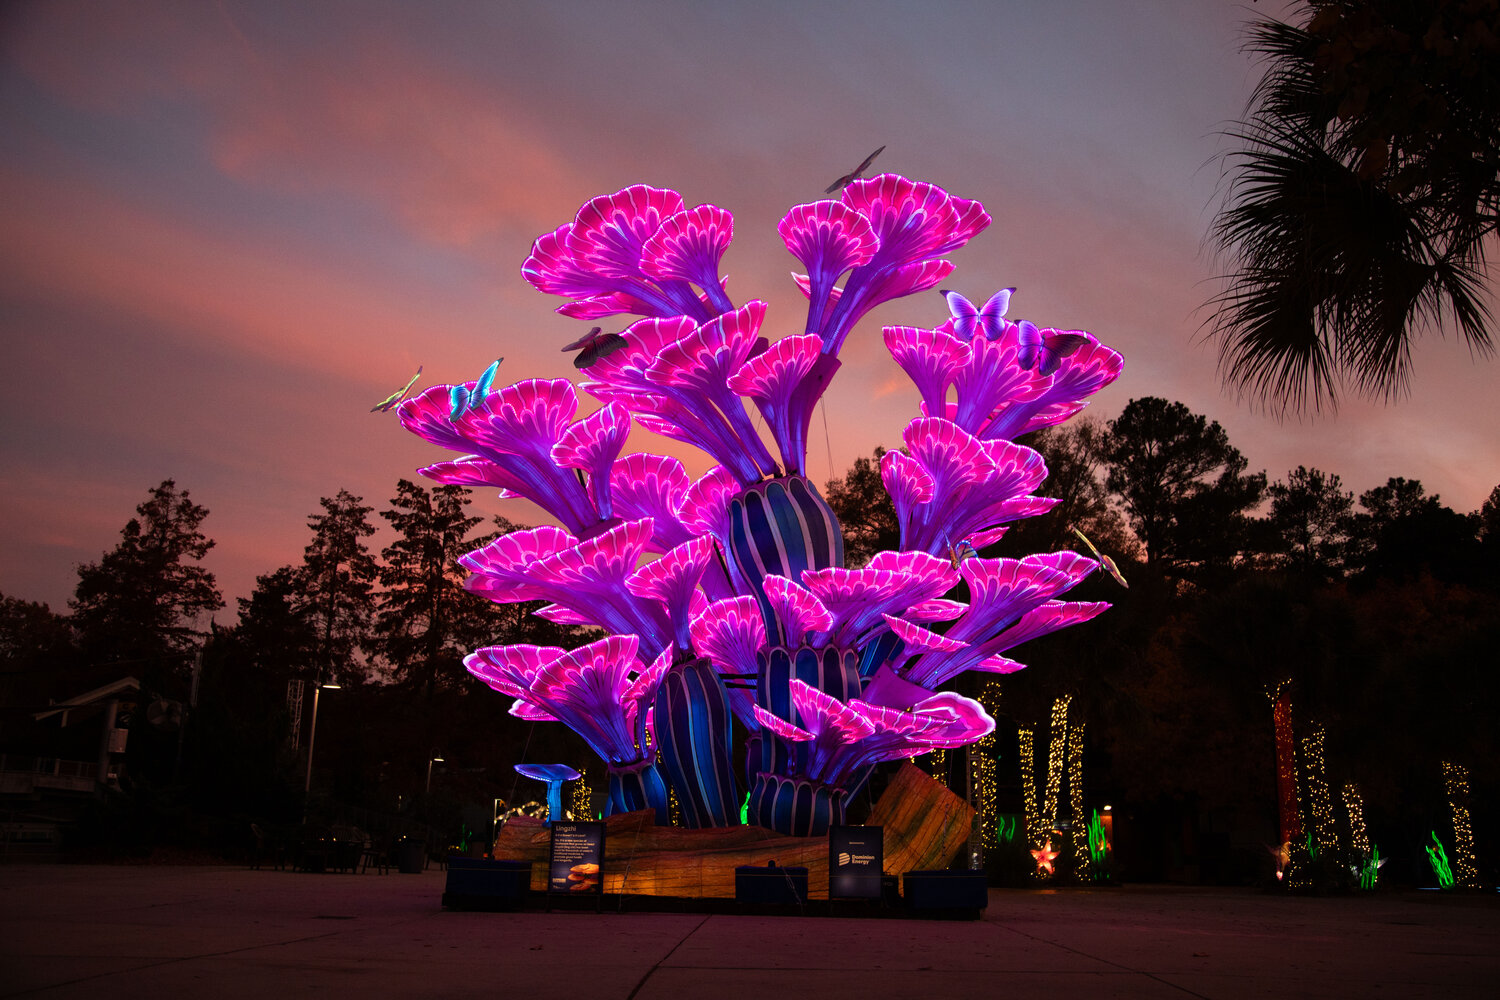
[902,870,988,916]
[442,858,532,911]
[734,865,808,905]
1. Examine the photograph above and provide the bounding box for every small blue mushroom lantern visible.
[515,763,581,823]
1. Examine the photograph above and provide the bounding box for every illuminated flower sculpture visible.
[400,175,1122,836]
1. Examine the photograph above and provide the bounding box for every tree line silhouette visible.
[2,395,1496,880]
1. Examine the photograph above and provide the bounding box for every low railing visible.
[0,754,98,793]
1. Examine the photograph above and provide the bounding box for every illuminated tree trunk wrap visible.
[1301,726,1337,855]
[1443,761,1480,888]
[725,475,844,643]
[652,657,740,828]
[1272,688,1301,846]
[1019,727,1042,849]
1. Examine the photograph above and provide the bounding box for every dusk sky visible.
[2,0,1495,615]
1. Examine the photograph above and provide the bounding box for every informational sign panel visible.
[829,824,883,899]
[547,822,605,895]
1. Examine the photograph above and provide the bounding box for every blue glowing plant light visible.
[399,175,1123,837]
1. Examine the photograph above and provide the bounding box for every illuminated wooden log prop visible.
[493,762,972,897]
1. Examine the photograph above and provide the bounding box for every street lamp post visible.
[302,680,340,820]
[425,755,445,794]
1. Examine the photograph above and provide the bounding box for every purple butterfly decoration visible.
[825,145,885,194]
[941,288,1013,341]
[1016,320,1088,377]
[563,326,630,369]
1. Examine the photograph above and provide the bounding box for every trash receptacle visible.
[394,837,426,874]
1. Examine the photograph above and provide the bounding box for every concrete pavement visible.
[1,864,1497,998]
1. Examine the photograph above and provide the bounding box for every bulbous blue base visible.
[606,759,669,825]
[749,771,846,838]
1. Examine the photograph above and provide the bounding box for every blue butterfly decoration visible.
[449,358,502,420]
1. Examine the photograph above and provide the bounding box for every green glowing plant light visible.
[1426,831,1455,889]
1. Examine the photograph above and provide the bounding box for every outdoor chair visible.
[360,836,390,874]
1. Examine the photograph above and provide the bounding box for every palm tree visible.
[1205,0,1498,414]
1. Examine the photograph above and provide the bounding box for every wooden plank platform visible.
[490,764,974,899]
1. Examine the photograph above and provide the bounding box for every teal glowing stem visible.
[1427,831,1455,888]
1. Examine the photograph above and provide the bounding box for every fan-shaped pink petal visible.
[989,600,1109,652]
[983,336,1124,440]
[981,439,1049,503]
[884,325,970,415]
[904,598,968,623]
[676,464,739,539]
[566,184,686,280]
[969,526,1009,549]
[752,704,813,743]
[727,333,821,402]
[609,453,692,548]
[522,224,614,299]
[778,200,878,277]
[419,457,528,494]
[555,292,656,320]
[972,654,1027,674]
[841,174,957,264]
[903,417,993,497]
[550,404,630,475]
[531,519,654,593]
[788,679,876,743]
[465,643,566,695]
[533,604,597,625]
[881,614,968,653]
[510,700,559,722]
[464,378,579,456]
[859,259,955,310]
[880,449,935,534]
[952,552,1096,643]
[646,300,765,390]
[461,526,577,585]
[641,203,734,288]
[932,196,992,254]
[689,595,766,677]
[801,549,956,644]
[762,574,833,646]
